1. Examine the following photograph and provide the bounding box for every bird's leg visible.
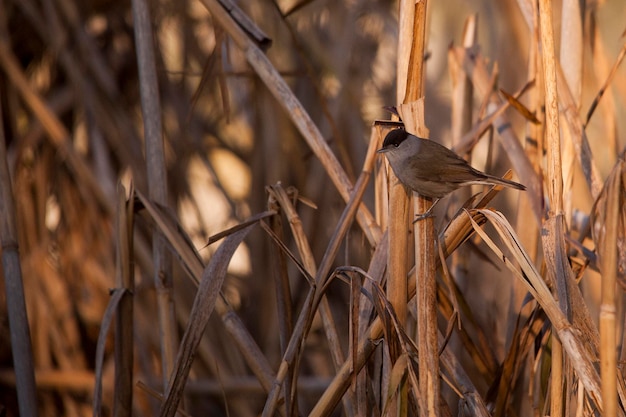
[413,198,441,223]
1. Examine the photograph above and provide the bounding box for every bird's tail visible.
[482,173,526,191]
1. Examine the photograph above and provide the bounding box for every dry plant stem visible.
[0,103,39,417]
[266,200,294,414]
[415,208,438,417]
[385,171,410,412]
[114,183,135,417]
[389,2,420,415]
[131,0,177,388]
[538,2,569,416]
[385,153,410,338]
[551,336,565,416]
[196,0,381,247]
[261,132,379,417]
[599,162,622,417]
[404,0,427,102]
[0,369,97,393]
[539,0,571,415]
[400,1,438,415]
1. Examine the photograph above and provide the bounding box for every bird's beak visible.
[376,147,388,154]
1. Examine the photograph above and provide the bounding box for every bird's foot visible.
[412,198,439,223]
[413,208,436,223]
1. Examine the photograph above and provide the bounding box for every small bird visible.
[377,128,525,217]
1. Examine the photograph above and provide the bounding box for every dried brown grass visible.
[0,0,625,416]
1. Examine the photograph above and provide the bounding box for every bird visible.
[377,128,525,218]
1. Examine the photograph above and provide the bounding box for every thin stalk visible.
[266,198,294,415]
[0,94,39,417]
[131,0,177,388]
[598,162,622,417]
[113,182,135,417]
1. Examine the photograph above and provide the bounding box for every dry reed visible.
[0,0,625,416]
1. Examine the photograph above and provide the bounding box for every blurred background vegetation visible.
[0,0,625,415]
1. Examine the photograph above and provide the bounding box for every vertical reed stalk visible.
[598,162,622,417]
[400,0,439,415]
[0,98,38,417]
[113,182,135,417]
[386,1,417,415]
[538,1,569,416]
[131,0,177,389]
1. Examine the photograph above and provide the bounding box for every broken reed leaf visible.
[294,193,318,210]
[499,87,540,124]
[382,105,401,118]
[216,0,272,48]
[373,119,404,128]
[205,210,277,246]
[270,184,318,211]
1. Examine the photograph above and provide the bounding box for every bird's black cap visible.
[378,128,409,153]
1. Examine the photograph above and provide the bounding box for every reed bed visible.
[0,0,625,416]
